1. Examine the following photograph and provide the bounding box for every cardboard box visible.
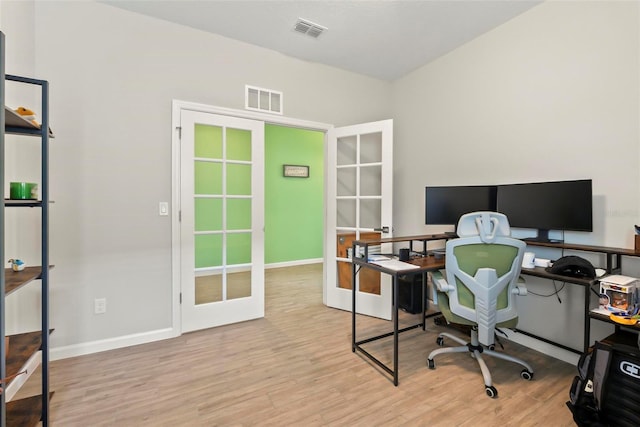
[599,275,639,315]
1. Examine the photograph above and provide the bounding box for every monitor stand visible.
[522,229,564,244]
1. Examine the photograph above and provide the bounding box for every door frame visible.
[171,100,332,334]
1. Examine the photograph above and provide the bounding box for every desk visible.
[522,241,640,353]
[352,236,640,385]
[351,234,448,386]
[518,266,596,354]
[525,240,640,274]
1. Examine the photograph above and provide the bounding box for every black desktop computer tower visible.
[398,274,428,314]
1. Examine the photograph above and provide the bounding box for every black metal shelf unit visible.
[0,31,52,427]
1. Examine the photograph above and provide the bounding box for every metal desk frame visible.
[351,234,448,386]
[520,240,640,354]
[350,235,640,385]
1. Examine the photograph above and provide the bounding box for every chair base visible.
[427,328,534,398]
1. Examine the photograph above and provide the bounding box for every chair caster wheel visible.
[485,385,498,398]
[488,344,495,351]
[436,336,444,346]
[428,359,435,369]
[521,369,534,380]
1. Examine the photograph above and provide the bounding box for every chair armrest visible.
[432,270,455,293]
[512,276,527,296]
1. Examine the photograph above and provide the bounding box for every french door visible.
[180,110,264,332]
[325,120,393,320]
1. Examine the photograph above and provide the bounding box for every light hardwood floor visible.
[41,264,577,426]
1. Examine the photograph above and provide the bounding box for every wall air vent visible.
[294,18,327,38]
[245,85,283,115]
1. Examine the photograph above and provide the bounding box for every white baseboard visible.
[266,258,323,269]
[504,330,580,365]
[52,261,323,360]
[51,327,178,361]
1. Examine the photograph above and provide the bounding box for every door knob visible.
[374,226,390,234]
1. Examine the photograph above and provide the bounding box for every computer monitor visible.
[497,179,592,242]
[425,185,497,226]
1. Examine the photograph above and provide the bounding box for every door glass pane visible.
[336,260,352,290]
[337,135,357,165]
[195,161,222,195]
[336,232,356,290]
[360,165,381,197]
[195,198,222,231]
[337,167,356,197]
[360,199,382,229]
[360,132,382,163]
[357,231,382,295]
[195,124,222,159]
[227,232,251,265]
[227,199,251,230]
[195,272,222,304]
[195,270,251,303]
[227,164,251,195]
[226,128,252,161]
[195,234,222,268]
[337,199,356,228]
[358,268,381,295]
[228,270,251,300]
[335,231,382,293]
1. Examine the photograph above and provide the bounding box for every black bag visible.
[547,255,596,279]
[567,340,640,427]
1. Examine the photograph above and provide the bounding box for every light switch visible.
[159,202,169,216]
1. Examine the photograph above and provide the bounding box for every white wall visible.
[1,1,392,353]
[3,0,638,361]
[392,1,639,360]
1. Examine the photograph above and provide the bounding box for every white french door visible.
[325,119,393,320]
[180,110,264,332]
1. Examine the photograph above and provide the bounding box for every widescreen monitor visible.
[497,179,592,242]
[425,185,497,226]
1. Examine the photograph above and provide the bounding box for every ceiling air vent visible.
[245,85,283,115]
[294,18,327,39]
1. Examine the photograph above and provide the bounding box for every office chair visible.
[427,211,534,398]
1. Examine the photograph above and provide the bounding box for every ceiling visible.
[101,0,542,81]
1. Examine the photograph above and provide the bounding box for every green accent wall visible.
[265,124,324,264]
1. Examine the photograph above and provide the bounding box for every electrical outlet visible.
[94,298,107,314]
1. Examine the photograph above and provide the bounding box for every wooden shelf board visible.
[590,310,640,331]
[5,331,43,386]
[4,266,46,296]
[4,199,44,208]
[526,240,640,257]
[6,392,54,427]
[4,106,54,138]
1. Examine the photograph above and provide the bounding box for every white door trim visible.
[171,100,331,334]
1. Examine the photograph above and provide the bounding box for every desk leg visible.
[583,284,591,353]
[352,259,356,353]
[421,272,427,331]
[393,274,399,386]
